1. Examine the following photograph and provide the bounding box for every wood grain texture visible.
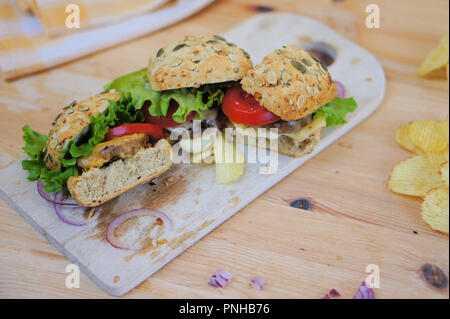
[0,0,449,298]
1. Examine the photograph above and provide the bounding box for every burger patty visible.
[259,114,313,134]
[165,109,314,142]
[77,133,149,171]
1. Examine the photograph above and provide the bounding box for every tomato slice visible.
[144,100,196,128]
[105,123,164,141]
[222,86,280,126]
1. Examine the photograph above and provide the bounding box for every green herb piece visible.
[314,97,357,127]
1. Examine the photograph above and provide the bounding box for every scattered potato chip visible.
[389,155,442,197]
[441,161,449,187]
[214,135,246,184]
[418,32,449,77]
[421,188,449,234]
[390,116,449,234]
[395,124,422,153]
[426,147,449,169]
[409,120,449,153]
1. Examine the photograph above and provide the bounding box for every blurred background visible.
[1,0,448,81]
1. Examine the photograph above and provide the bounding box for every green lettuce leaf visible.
[314,97,357,127]
[22,159,45,181]
[105,68,233,123]
[39,166,79,192]
[22,125,48,160]
[21,126,78,192]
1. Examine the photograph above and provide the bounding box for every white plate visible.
[0,13,385,296]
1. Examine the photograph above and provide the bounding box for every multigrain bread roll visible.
[148,35,254,91]
[224,46,339,158]
[241,46,336,121]
[39,91,173,207]
[44,92,121,171]
[67,139,173,207]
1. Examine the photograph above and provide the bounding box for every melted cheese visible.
[233,116,326,143]
[77,133,148,171]
[283,117,326,142]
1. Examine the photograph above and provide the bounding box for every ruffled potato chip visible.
[441,161,449,187]
[214,135,246,184]
[427,148,449,164]
[418,32,449,77]
[409,120,449,153]
[396,124,422,153]
[388,155,442,197]
[426,147,449,169]
[421,188,449,234]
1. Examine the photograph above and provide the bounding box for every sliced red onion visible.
[250,276,266,291]
[329,288,341,297]
[335,80,346,98]
[353,281,375,299]
[106,208,173,250]
[322,288,340,299]
[54,192,87,226]
[208,269,234,288]
[37,181,78,206]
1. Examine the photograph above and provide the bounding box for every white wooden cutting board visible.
[0,13,385,296]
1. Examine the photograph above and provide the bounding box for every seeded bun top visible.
[44,92,121,171]
[241,46,336,121]
[147,35,254,91]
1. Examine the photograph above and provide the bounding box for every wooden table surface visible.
[0,0,449,299]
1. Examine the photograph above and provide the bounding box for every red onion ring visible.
[250,276,266,291]
[106,208,173,250]
[335,80,346,98]
[54,192,87,226]
[208,269,234,288]
[37,181,78,206]
[353,281,375,299]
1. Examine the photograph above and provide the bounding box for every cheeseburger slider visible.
[222,46,357,157]
[104,35,253,146]
[22,93,173,207]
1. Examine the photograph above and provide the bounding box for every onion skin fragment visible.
[353,281,375,299]
[250,276,266,291]
[208,269,234,288]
